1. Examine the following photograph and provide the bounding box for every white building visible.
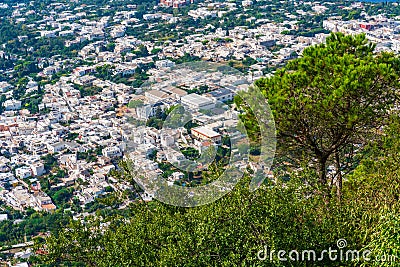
[110,25,126,38]
[102,146,122,157]
[160,134,174,147]
[392,40,400,52]
[15,166,32,179]
[59,30,74,37]
[30,162,45,177]
[0,172,14,182]
[3,100,21,111]
[181,94,215,110]
[145,90,170,103]
[191,126,222,143]
[166,151,185,164]
[242,0,252,7]
[0,81,12,93]
[136,103,164,120]
[205,88,234,103]
[143,13,162,20]
[40,30,57,38]
[47,142,66,154]
[155,59,176,69]
[35,192,56,212]
[0,214,8,221]
[188,8,217,19]
[172,172,184,180]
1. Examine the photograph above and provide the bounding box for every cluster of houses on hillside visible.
[323,15,400,52]
[121,64,257,196]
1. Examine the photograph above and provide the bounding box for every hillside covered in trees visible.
[36,33,400,267]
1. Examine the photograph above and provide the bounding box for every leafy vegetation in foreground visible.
[0,211,71,246]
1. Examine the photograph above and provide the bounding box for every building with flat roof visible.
[181,93,215,110]
[145,90,170,103]
[205,88,234,102]
[162,87,187,100]
[191,126,221,143]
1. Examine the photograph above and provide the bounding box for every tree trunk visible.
[335,151,342,201]
[318,156,332,200]
[318,156,328,185]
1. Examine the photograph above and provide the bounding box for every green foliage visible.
[77,149,100,163]
[0,211,71,246]
[151,48,162,54]
[41,154,57,171]
[186,84,209,94]
[49,188,74,207]
[127,100,144,108]
[254,33,399,187]
[73,84,102,97]
[180,147,200,160]
[106,42,115,52]
[95,64,114,80]
[134,44,149,57]
[198,108,213,116]
[66,133,79,141]
[361,212,400,267]
[170,53,200,64]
